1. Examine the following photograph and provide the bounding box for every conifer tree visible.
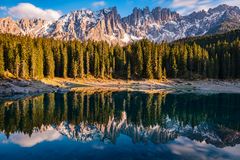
[153,47,158,78]
[35,40,44,79]
[4,43,15,74]
[100,42,106,78]
[68,42,77,78]
[169,48,178,78]
[18,42,29,78]
[94,48,99,77]
[127,59,131,80]
[29,41,37,79]
[135,42,143,78]
[145,49,153,79]
[52,42,61,77]
[14,54,20,78]
[43,41,55,78]
[61,44,68,78]
[76,43,84,78]
[157,51,162,80]
[0,44,4,76]
[163,68,167,80]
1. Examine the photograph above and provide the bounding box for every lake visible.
[0,91,239,160]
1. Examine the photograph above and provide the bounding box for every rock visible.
[15,80,31,87]
[1,82,14,88]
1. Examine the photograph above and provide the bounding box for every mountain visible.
[50,112,240,147]
[0,4,240,45]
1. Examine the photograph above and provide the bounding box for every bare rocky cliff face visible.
[0,4,240,45]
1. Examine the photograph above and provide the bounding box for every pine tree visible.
[76,43,84,78]
[52,42,61,77]
[187,46,194,79]
[207,57,214,78]
[144,41,153,79]
[170,48,178,78]
[157,51,162,80]
[127,58,131,80]
[135,42,143,78]
[109,47,114,78]
[153,47,158,78]
[0,44,4,77]
[29,41,37,79]
[60,44,68,78]
[18,41,29,79]
[3,43,14,75]
[43,41,55,78]
[67,42,77,78]
[163,68,167,80]
[35,40,44,79]
[14,53,20,78]
[179,45,188,77]
[94,47,99,77]
[85,51,90,77]
[100,42,106,78]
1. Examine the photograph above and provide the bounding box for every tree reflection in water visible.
[0,91,240,147]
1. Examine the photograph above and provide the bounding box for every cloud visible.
[0,6,7,11]
[7,3,62,21]
[164,136,240,159]
[171,0,222,15]
[7,127,62,147]
[171,0,198,8]
[222,0,240,6]
[92,1,106,7]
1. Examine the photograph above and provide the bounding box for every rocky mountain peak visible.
[208,4,238,14]
[101,7,121,21]
[187,10,207,20]
[0,17,23,35]
[210,4,231,12]
[18,18,48,33]
[123,6,179,27]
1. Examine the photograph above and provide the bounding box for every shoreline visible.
[0,78,240,98]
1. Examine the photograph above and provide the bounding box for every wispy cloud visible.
[171,0,198,8]
[92,1,106,7]
[221,0,240,6]
[7,3,62,21]
[171,0,223,15]
[0,6,7,11]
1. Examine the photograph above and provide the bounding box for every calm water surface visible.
[0,91,240,160]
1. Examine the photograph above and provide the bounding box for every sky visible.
[0,0,240,20]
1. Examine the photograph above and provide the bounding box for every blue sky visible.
[0,0,240,20]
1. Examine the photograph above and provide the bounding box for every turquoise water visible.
[0,92,239,160]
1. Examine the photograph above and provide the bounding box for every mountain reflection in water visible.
[0,91,240,160]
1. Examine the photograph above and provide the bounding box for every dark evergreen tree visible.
[43,41,55,78]
[0,44,4,76]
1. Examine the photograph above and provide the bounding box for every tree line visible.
[1,92,240,138]
[0,30,239,80]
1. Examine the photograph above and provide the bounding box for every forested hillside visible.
[0,30,239,80]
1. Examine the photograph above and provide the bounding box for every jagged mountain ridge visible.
[39,112,240,147]
[0,4,240,45]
